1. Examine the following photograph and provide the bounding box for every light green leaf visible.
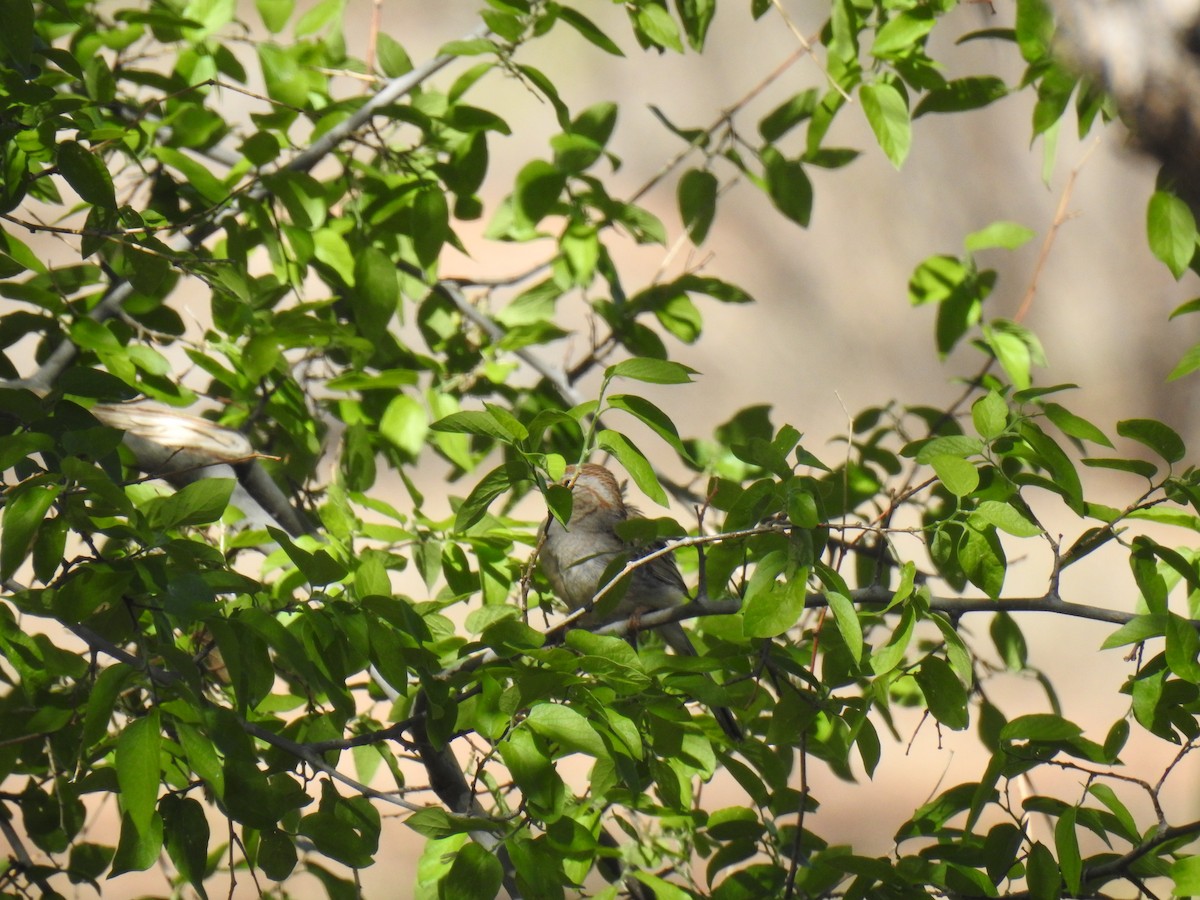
[964,221,1036,252]
[633,2,683,52]
[826,590,863,664]
[1147,190,1196,279]
[1167,342,1200,381]
[860,81,911,168]
[524,703,608,757]
[930,454,979,497]
[972,500,1042,537]
[871,9,935,58]
[1171,854,1200,894]
[117,710,161,832]
[380,395,428,457]
[972,391,1008,440]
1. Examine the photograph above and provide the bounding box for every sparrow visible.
[539,463,742,741]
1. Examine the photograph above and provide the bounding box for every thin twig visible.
[769,0,851,100]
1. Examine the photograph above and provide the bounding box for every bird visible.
[539,463,742,741]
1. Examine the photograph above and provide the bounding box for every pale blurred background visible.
[8,0,1200,895]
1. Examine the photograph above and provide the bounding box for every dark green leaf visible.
[678,168,718,244]
[915,77,1008,117]
[915,656,969,730]
[57,141,116,209]
[762,147,812,227]
[1117,418,1186,463]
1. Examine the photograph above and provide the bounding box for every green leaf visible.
[256,0,293,32]
[1000,713,1082,742]
[0,480,61,580]
[110,810,163,875]
[964,220,1035,252]
[972,500,1042,537]
[871,605,915,674]
[1099,614,1166,650]
[82,664,135,749]
[431,408,527,442]
[633,2,683,52]
[380,395,429,457]
[871,9,935,58]
[604,357,698,385]
[1015,0,1054,62]
[676,0,716,50]
[1167,342,1200,381]
[377,33,413,77]
[1080,457,1158,479]
[351,247,400,334]
[455,465,511,532]
[960,524,1006,598]
[525,703,607,757]
[1117,418,1185,463]
[1054,807,1081,895]
[914,77,1008,117]
[984,319,1044,391]
[678,168,718,244]
[596,430,667,505]
[606,394,692,460]
[0,0,34,71]
[142,479,235,531]
[758,89,818,141]
[57,141,116,208]
[512,159,565,230]
[972,391,1008,440]
[912,435,983,464]
[930,454,979,497]
[1147,190,1196,279]
[744,573,808,638]
[258,828,298,880]
[826,590,863,664]
[117,711,161,833]
[915,656,969,730]
[153,146,229,205]
[1025,841,1059,900]
[990,611,1027,670]
[1165,612,1200,682]
[441,842,505,900]
[1171,855,1200,894]
[555,6,624,55]
[762,147,812,227]
[860,81,911,168]
[1041,402,1112,447]
[161,795,210,898]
